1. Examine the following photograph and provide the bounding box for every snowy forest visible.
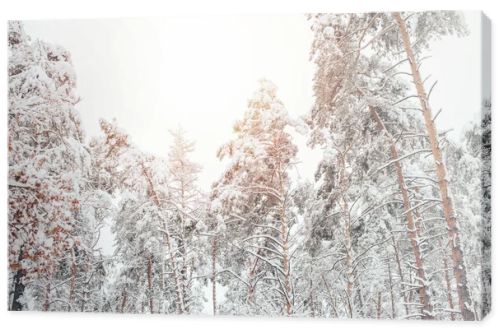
[8,11,491,320]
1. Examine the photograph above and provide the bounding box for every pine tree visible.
[391,12,474,320]
[166,128,206,313]
[8,21,90,311]
[307,13,449,318]
[211,79,299,315]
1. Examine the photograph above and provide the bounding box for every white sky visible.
[23,12,482,191]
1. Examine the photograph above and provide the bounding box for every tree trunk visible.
[369,105,433,319]
[387,259,396,319]
[321,274,339,317]
[10,248,25,311]
[309,279,316,317]
[392,12,474,321]
[211,235,217,315]
[69,248,77,310]
[344,219,354,318]
[43,281,51,311]
[279,206,292,316]
[277,162,292,316]
[338,153,355,318]
[178,191,191,313]
[141,162,185,314]
[391,235,410,316]
[120,288,127,313]
[376,291,382,319]
[178,236,190,312]
[414,186,456,320]
[163,221,185,314]
[246,253,261,309]
[147,254,154,313]
[439,238,456,320]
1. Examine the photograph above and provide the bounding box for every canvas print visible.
[7,11,491,320]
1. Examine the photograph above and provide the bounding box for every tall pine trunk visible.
[439,237,456,320]
[369,106,433,318]
[392,12,474,320]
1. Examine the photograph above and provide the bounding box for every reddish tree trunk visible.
[392,12,474,321]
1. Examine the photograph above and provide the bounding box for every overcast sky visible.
[23,12,482,191]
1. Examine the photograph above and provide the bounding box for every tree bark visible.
[392,12,475,321]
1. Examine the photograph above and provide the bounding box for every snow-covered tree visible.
[390,12,474,320]
[8,21,91,311]
[211,79,299,315]
[166,128,206,313]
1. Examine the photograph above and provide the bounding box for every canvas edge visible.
[478,10,492,320]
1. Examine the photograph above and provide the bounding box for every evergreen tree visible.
[8,21,91,311]
[211,79,299,315]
